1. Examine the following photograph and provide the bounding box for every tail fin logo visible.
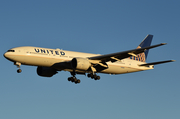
[129,34,153,62]
[129,46,146,62]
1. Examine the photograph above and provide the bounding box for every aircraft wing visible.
[139,60,175,66]
[88,43,166,62]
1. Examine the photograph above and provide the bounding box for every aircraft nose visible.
[3,52,11,59]
[4,51,14,62]
[4,49,16,61]
[3,52,7,58]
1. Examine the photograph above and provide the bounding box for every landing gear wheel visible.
[68,77,71,81]
[68,77,81,84]
[95,76,100,80]
[70,77,75,82]
[90,74,94,79]
[73,77,77,82]
[75,79,81,84]
[17,69,22,73]
[87,74,91,78]
[87,73,100,80]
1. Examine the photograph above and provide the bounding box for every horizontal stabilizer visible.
[139,60,175,66]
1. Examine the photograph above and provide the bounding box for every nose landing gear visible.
[14,62,22,73]
[17,69,22,73]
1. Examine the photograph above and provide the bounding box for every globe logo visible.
[129,46,146,62]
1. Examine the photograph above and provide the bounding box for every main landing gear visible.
[67,72,81,84]
[87,73,100,80]
[14,62,22,73]
[68,77,81,84]
[67,72,101,84]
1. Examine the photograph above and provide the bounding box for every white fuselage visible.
[4,46,153,74]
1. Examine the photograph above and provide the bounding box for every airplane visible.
[4,34,175,84]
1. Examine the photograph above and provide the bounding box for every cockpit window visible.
[7,50,15,52]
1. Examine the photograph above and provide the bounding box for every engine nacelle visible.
[37,66,57,77]
[71,58,91,71]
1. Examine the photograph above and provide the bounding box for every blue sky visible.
[0,0,179,119]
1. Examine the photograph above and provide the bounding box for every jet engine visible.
[37,66,57,77]
[71,58,91,70]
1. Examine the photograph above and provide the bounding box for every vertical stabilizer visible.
[130,34,153,62]
[139,34,153,59]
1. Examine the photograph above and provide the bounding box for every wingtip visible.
[161,43,167,45]
[148,34,153,36]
